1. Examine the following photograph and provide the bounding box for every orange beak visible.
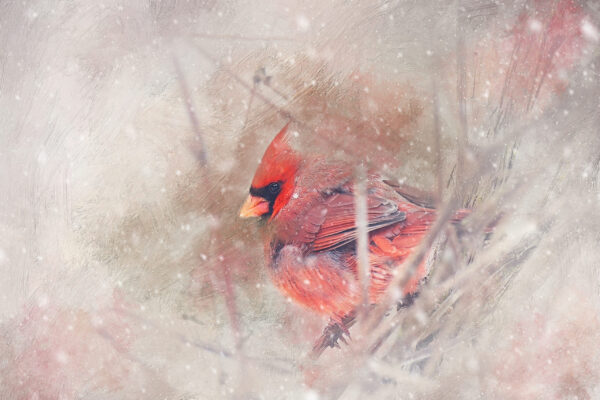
[239,195,269,218]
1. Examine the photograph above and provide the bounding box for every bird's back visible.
[266,161,441,319]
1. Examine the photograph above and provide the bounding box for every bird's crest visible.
[251,123,300,189]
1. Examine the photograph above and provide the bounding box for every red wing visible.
[296,191,406,252]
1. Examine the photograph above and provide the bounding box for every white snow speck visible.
[292,192,299,199]
[56,350,68,364]
[581,19,599,42]
[296,15,310,31]
[37,150,47,165]
[528,19,542,32]
[37,295,49,308]
[305,390,320,400]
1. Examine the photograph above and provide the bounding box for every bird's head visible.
[239,123,301,220]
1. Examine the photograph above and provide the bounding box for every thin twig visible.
[354,165,370,311]
[456,2,469,187]
[113,307,294,374]
[172,55,208,166]
[432,80,444,205]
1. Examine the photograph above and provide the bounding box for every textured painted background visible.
[1,0,599,398]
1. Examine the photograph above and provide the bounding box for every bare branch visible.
[172,55,208,166]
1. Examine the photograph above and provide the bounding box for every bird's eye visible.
[268,182,281,194]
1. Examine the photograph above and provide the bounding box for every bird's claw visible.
[311,316,356,357]
[322,322,349,348]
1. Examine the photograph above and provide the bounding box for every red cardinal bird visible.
[240,123,466,351]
